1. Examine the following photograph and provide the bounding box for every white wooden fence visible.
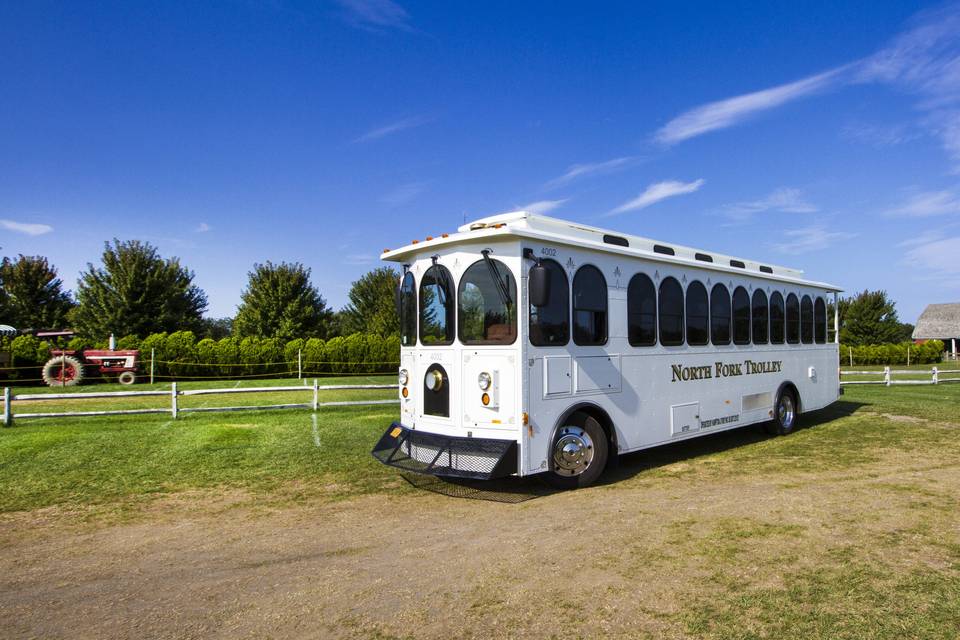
[2,380,396,426]
[840,367,960,387]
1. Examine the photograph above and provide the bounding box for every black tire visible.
[543,412,609,490]
[41,355,85,387]
[118,371,137,386]
[766,387,799,435]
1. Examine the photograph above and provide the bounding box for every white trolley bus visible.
[372,212,842,488]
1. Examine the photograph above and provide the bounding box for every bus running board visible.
[371,423,517,480]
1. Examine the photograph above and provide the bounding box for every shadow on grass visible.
[401,400,866,504]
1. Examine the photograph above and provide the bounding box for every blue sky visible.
[2,1,960,323]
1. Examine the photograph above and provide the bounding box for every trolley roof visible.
[381,211,842,292]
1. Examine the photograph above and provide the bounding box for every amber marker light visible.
[481,393,490,406]
[401,387,409,398]
[425,236,433,241]
[441,233,449,238]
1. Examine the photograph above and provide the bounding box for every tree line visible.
[0,240,399,341]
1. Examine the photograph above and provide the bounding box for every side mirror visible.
[529,263,551,307]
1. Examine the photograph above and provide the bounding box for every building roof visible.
[382,211,842,292]
[913,303,960,339]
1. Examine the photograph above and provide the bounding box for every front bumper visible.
[371,422,518,480]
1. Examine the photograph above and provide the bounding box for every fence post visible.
[884,366,891,386]
[3,387,10,427]
[150,348,155,385]
[907,346,911,367]
[312,378,319,411]
[298,349,302,380]
[848,347,853,367]
[932,367,939,385]
[171,382,178,418]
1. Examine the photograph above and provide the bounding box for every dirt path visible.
[1,449,958,639]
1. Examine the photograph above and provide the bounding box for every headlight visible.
[478,371,492,390]
[398,369,408,386]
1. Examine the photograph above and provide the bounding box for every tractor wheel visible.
[42,355,85,387]
[118,371,137,386]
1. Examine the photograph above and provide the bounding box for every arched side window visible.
[458,258,517,345]
[686,281,709,346]
[399,272,417,346]
[529,259,569,346]
[419,264,454,345]
[770,291,785,344]
[801,295,814,344]
[752,289,768,345]
[627,273,656,347]
[815,297,827,344]
[732,286,751,345]
[786,293,800,344]
[711,283,731,345]
[659,277,684,346]
[573,265,607,346]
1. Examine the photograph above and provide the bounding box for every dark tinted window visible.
[815,297,827,344]
[770,292,785,344]
[710,283,731,345]
[627,273,656,346]
[752,289,768,345]
[573,265,607,345]
[801,295,814,344]
[419,264,454,345]
[786,293,800,344]
[686,281,709,346]
[529,259,569,346]
[399,272,416,346]
[733,286,750,345]
[458,259,517,345]
[659,277,684,346]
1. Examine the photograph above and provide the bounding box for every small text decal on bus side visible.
[671,359,783,383]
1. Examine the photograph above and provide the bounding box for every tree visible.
[233,261,331,340]
[339,267,400,337]
[199,317,233,340]
[73,239,208,339]
[838,290,904,346]
[0,254,74,329]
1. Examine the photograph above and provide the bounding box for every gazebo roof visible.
[913,303,960,339]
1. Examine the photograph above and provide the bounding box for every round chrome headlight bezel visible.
[398,368,409,386]
[478,371,492,391]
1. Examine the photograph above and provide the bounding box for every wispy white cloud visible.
[840,121,919,148]
[886,189,960,217]
[519,199,568,215]
[334,0,412,32]
[720,187,818,222]
[380,182,427,207]
[903,235,960,275]
[196,222,211,233]
[897,228,947,248]
[0,219,53,236]
[344,253,376,265]
[544,156,636,189]
[606,179,704,216]
[771,225,856,254]
[655,67,849,145]
[353,115,430,143]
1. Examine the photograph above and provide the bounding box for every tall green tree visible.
[73,239,208,339]
[0,254,75,329]
[233,261,331,340]
[340,267,400,337]
[839,290,904,346]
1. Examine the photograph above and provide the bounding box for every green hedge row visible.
[1,332,401,381]
[840,341,944,366]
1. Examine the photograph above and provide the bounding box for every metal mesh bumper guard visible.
[371,423,518,480]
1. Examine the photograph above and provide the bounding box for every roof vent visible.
[653,244,675,256]
[695,253,713,263]
[729,260,746,269]
[603,234,629,247]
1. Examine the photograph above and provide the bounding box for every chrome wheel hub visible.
[553,426,594,476]
[778,395,795,429]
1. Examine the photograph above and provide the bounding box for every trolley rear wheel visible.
[543,413,608,489]
[766,388,799,435]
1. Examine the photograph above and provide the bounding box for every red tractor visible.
[38,330,140,387]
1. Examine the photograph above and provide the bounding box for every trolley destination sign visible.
[670,359,784,383]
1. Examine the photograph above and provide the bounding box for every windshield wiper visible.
[481,249,512,307]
